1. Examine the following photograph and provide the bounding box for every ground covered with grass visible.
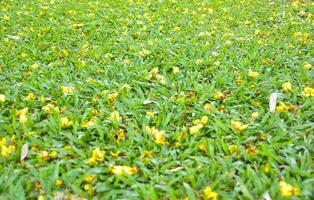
[0,0,313,199]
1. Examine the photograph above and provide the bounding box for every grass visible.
[0,0,313,199]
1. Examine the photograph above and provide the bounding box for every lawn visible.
[0,0,313,199]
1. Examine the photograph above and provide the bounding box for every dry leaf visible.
[20,143,29,161]
[262,191,272,200]
[269,93,279,113]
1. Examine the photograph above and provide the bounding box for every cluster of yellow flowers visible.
[230,121,247,132]
[279,181,300,197]
[87,147,105,165]
[146,67,166,85]
[189,116,208,134]
[276,102,296,113]
[0,137,16,157]
[109,164,138,176]
[146,126,167,144]
[203,186,218,200]
[60,117,73,128]
[16,108,29,125]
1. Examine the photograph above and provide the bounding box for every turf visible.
[0,0,313,199]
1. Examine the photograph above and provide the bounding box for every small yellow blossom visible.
[204,103,212,112]
[0,94,5,103]
[109,165,138,176]
[231,121,247,132]
[198,144,206,152]
[42,103,60,114]
[248,70,258,78]
[282,82,292,92]
[236,76,243,85]
[146,126,167,144]
[61,86,74,95]
[85,176,96,184]
[203,187,218,200]
[38,151,49,160]
[84,184,94,195]
[302,87,314,97]
[82,118,97,128]
[303,62,312,70]
[195,59,203,65]
[87,147,105,165]
[213,91,225,100]
[279,181,300,197]
[1,145,15,157]
[110,151,120,158]
[228,145,239,154]
[172,66,180,74]
[60,117,73,128]
[189,124,203,134]
[263,163,270,173]
[49,151,58,157]
[55,179,63,186]
[146,110,155,117]
[108,111,122,122]
[116,129,125,144]
[276,102,288,113]
[16,108,28,116]
[251,112,259,118]
[0,138,6,146]
[31,63,39,70]
[201,116,209,125]
[19,114,28,124]
[108,92,118,102]
[25,93,36,102]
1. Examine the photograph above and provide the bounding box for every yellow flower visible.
[282,82,292,92]
[251,112,259,118]
[231,121,247,132]
[195,59,203,65]
[108,111,122,122]
[0,138,6,146]
[38,151,49,160]
[146,126,167,144]
[16,107,28,116]
[228,145,239,154]
[172,66,180,74]
[1,145,15,157]
[276,102,288,113]
[189,124,203,134]
[61,86,74,95]
[19,114,28,124]
[303,62,312,70]
[204,103,212,112]
[25,92,36,102]
[198,144,206,152]
[87,147,105,165]
[302,87,314,97]
[279,181,300,197]
[31,63,39,70]
[49,151,58,157]
[203,187,218,200]
[263,164,270,173]
[85,176,96,184]
[82,118,97,128]
[146,110,155,117]
[201,116,209,125]
[60,117,73,128]
[248,70,258,78]
[42,103,60,114]
[0,94,5,103]
[108,92,118,102]
[109,164,138,176]
[116,129,125,144]
[55,179,63,186]
[213,91,225,100]
[84,184,94,195]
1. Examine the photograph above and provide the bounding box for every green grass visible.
[0,0,313,199]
